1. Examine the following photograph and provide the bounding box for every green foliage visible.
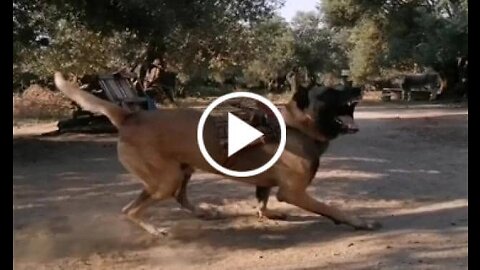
[18,19,143,79]
[291,11,348,74]
[348,17,386,82]
[243,16,295,84]
[13,0,468,95]
[322,0,364,28]
[13,0,285,91]
[321,0,468,85]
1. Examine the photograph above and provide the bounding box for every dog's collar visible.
[285,124,329,143]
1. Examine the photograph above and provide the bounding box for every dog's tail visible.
[54,72,129,128]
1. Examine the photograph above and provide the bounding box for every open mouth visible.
[347,99,361,106]
[336,99,360,134]
[336,115,359,133]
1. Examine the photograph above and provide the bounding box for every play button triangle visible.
[228,113,264,157]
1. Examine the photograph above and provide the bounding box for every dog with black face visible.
[307,85,362,137]
[281,83,361,141]
[54,72,379,237]
[255,84,364,218]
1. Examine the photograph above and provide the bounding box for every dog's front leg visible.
[256,186,287,220]
[277,187,381,230]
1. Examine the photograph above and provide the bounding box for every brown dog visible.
[54,72,380,236]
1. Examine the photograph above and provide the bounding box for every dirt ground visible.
[13,103,468,270]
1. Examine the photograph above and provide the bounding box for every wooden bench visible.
[56,73,154,134]
[382,87,436,101]
[98,74,151,111]
[381,88,403,101]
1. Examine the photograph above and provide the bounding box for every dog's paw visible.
[257,209,288,220]
[353,219,382,231]
[194,205,224,220]
[150,227,169,237]
[141,223,169,237]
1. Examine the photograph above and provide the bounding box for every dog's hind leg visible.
[174,164,222,220]
[122,189,167,236]
[119,153,187,236]
[175,164,195,211]
[256,186,287,220]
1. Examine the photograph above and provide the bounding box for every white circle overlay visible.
[197,92,286,178]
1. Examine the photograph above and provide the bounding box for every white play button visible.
[228,113,264,157]
[197,92,286,178]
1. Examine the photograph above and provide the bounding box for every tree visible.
[242,15,295,85]
[321,0,387,82]
[43,0,283,60]
[321,0,468,88]
[13,0,285,91]
[348,17,386,82]
[291,11,347,75]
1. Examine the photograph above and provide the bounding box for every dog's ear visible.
[305,72,317,89]
[291,85,310,110]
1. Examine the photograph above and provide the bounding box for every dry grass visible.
[13,85,75,121]
[362,91,383,101]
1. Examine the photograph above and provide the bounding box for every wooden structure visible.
[54,72,154,134]
[98,74,150,111]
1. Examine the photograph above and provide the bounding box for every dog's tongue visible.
[338,115,359,132]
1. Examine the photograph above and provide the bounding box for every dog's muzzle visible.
[336,115,359,134]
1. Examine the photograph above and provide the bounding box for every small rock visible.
[386,245,392,249]
[348,243,354,247]
[259,255,264,259]
[451,222,457,226]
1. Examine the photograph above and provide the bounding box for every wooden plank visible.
[98,74,149,111]
[100,77,127,99]
[118,79,137,98]
[122,97,148,103]
[98,79,117,102]
[383,88,403,92]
